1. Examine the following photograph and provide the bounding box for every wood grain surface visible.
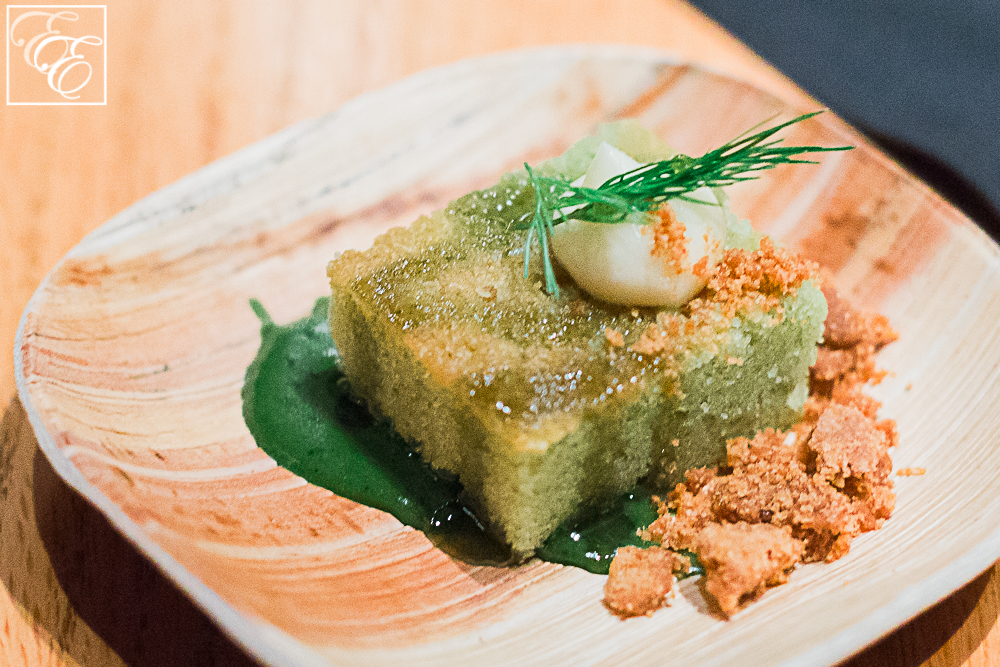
[2,2,999,666]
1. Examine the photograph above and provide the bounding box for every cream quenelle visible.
[551,141,729,307]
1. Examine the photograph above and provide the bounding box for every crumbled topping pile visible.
[631,238,817,358]
[690,237,818,318]
[604,281,900,619]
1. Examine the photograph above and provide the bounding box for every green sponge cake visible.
[327,120,829,558]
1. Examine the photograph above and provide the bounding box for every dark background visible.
[687,1,1000,230]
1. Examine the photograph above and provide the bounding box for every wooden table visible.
[2,1,998,664]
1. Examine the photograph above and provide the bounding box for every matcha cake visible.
[327,119,832,558]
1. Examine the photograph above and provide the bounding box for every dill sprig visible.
[522,112,850,296]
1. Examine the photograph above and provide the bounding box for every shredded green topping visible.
[521,112,851,297]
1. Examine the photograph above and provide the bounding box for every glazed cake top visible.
[327,123,818,440]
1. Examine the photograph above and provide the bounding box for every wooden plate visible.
[15,45,1000,667]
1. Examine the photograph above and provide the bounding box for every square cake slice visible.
[327,123,827,558]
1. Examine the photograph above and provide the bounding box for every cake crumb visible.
[809,282,897,399]
[821,283,897,350]
[897,467,925,477]
[808,405,890,490]
[604,546,688,618]
[691,522,803,618]
[805,404,894,532]
[605,327,625,347]
[876,419,899,450]
[649,205,688,274]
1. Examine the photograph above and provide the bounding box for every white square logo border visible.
[6,4,107,105]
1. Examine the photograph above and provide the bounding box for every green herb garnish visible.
[522,111,851,296]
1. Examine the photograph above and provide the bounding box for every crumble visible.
[605,281,900,618]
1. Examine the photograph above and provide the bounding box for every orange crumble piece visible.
[649,204,689,273]
[604,546,690,618]
[692,522,803,618]
[897,467,926,477]
[604,327,625,347]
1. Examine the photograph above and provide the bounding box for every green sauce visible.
[242,299,697,575]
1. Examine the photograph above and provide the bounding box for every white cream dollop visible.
[551,142,728,308]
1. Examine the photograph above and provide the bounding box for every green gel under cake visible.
[242,297,668,573]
